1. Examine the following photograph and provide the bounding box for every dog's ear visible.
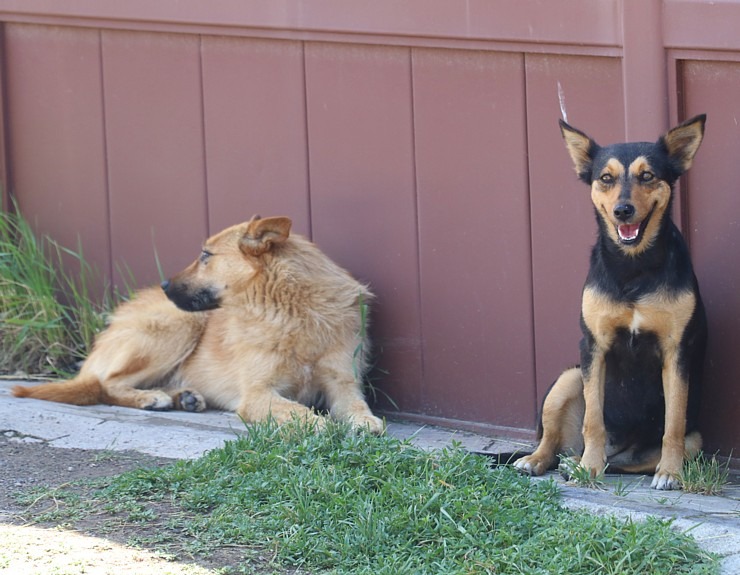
[240,216,292,257]
[660,114,706,175]
[559,119,599,184]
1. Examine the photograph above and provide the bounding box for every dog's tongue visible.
[618,223,640,241]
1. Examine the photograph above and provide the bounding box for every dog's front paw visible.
[175,390,207,412]
[652,454,684,490]
[578,450,607,479]
[651,470,682,490]
[512,454,550,476]
[558,456,609,488]
[349,413,384,435]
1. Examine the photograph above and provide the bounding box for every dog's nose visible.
[613,203,635,221]
[161,280,170,292]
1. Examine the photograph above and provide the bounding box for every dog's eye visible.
[599,173,615,185]
[639,171,655,183]
[199,250,212,264]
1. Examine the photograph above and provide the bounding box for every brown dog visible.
[13,216,383,434]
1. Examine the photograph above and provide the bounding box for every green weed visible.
[613,474,645,497]
[681,452,731,495]
[0,207,114,376]
[354,290,396,410]
[558,455,608,490]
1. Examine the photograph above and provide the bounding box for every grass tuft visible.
[0,207,113,376]
[681,451,731,495]
[86,420,716,574]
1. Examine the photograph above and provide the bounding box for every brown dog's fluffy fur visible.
[13,216,383,434]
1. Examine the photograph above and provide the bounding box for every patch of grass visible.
[14,484,92,524]
[613,474,646,497]
[77,420,716,575]
[0,207,114,376]
[681,452,731,495]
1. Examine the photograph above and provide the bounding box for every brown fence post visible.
[621,0,668,140]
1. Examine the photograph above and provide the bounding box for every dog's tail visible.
[12,375,104,406]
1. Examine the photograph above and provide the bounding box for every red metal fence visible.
[0,0,738,454]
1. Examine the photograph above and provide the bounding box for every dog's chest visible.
[582,287,696,345]
[627,309,646,334]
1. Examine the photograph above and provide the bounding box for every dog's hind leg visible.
[92,358,179,410]
[80,298,206,410]
[14,360,178,411]
[609,431,703,476]
[14,289,208,411]
[95,354,211,411]
[514,367,585,476]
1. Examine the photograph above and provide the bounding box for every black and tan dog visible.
[514,115,708,490]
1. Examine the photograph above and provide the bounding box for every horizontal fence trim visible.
[669,48,740,63]
[0,0,622,49]
[664,0,740,52]
[0,16,625,58]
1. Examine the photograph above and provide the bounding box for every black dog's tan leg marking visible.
[653,348,689,489]
[579,287,625,477]
[514,367,584,475]
[648,290,697,489]
[579,355,609,477]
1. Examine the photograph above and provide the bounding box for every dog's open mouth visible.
[614,204,656,246]
[617,222,641,243]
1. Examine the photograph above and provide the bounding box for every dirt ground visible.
[0,434,305,575]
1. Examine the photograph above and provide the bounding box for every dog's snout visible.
[161,280,170,292]
[613,203,635,221]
